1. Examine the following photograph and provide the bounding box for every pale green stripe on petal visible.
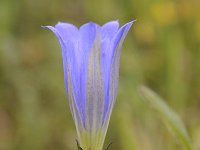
[84,30,105,150]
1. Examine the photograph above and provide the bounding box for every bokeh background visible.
[0,0,200,149]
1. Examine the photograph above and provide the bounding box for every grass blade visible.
[138,86,192,150]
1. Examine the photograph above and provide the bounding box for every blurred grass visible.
[139,86,192,150]
[0,0,200,149]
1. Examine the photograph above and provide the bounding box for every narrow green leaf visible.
[138,86,192,150]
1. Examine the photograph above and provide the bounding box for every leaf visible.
[138,86,193,150]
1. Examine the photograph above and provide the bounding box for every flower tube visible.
[43,20,135,150]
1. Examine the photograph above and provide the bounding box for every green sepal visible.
[105,141,112,150]
[76,140,113,150]
[76,139,83,150]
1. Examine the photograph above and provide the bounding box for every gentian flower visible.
[43,20,135,150]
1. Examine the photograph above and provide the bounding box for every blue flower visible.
[43,20,135,150]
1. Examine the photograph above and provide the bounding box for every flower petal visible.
[86,31,104,148]
[43,26,85,131]
[42,26,70,91]
[112,20,135,53]
[55,22,79,42]
[101,20,119,40]
[79,22,97,54]
[74,22,99,124]
[103,20,136,125]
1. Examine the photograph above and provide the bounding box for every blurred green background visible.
[0,0,200,149]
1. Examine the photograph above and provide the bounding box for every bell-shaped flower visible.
[43,20,135,150]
